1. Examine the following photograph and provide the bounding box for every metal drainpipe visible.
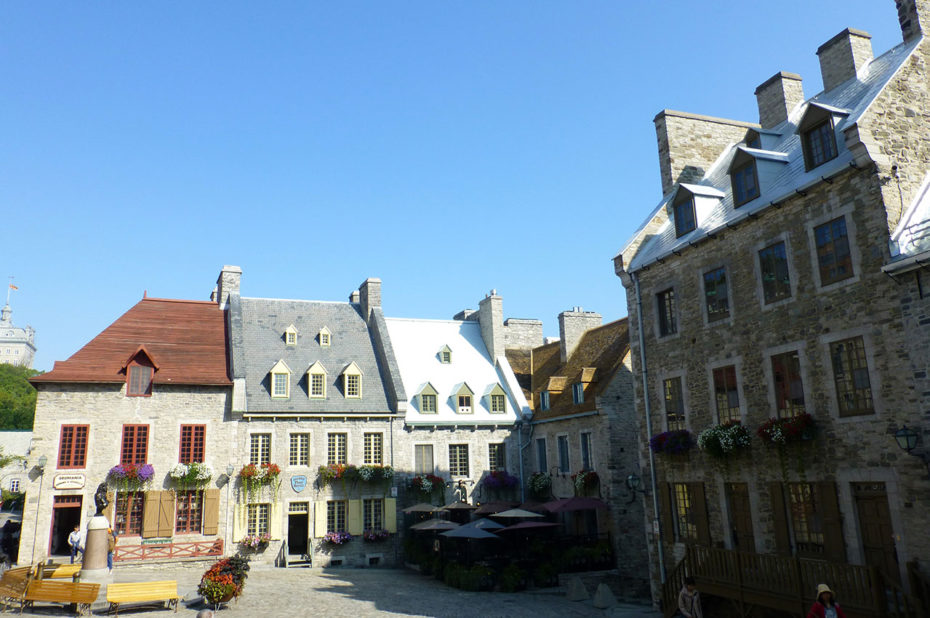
[633,271,666,584]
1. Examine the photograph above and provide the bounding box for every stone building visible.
[21,296,234,564]
[508,311,648,596]
[614,0,930,610]
[0,300,36,368]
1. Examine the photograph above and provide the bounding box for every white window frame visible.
[414,443,434,475]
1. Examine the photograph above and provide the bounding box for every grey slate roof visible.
[621,36,921,272]
[231,296,394,414]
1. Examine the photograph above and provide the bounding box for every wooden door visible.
[853,482,899,583]
[726,483,755,553]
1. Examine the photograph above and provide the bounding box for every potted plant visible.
[322,531,352,546]
[571,470,599,495]
[239,462,282,501]
[697,421,752,463]
[409,474,445,496]
[648,430,695,456]
[358,465,394,484]
[198,555,250,606]
[527,472,551,499]
[107,463,155,492]
[168,462,213,489]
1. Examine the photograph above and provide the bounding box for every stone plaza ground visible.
[17,562,661,617]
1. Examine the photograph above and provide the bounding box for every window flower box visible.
[362,529,390,543]
[409,474,445,495]
[648,430,695,456]
[571,470,599,495]
[238,533,271,550]
[108,463,154,492]
[239,463,282,502]
[322,531,352,546]
[168,462,213,489]
[357,465,394,483]
[697,422,751,459]
[527,472,551,498]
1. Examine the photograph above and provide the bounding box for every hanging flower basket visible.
[757,413,816,445]
[528,472,551,498]
[697,422,752,459]
[571,470,599,494]
[108,463,155,492]
[238,533,271,550]
[409,474,445,494]
[362,529,390,543]
[239,463,282,501]
[357,465,394,483]
[168,462,213,489]
[317,464,359,487]
[322,531,352,546]
[481,470,519,490]
[649,430,695,456]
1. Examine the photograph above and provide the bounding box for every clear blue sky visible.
[1,1,904,371]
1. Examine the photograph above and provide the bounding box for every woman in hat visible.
[806,583,846,618]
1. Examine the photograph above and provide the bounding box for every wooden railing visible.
[662,546,926,618]
[114,539,224,562]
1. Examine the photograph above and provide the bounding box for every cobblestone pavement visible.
[16,563,661,617]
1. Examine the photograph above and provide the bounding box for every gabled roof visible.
[886,170,930,273]
[32,298,230,386]
[620,36,921,272]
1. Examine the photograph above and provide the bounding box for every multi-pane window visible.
[815,217,853,285]
[535,438,547,473]
[703,267,730,322]
[289,433,310,467]
[58,425,89,469]
[673,483,697,542]
[175,490,203,534]
[320,332,331,347]
[363,498,384,532]
[345,374,361,398]
[557,435,570,474]
[414,444,434,475]
[420,393,437,413]
[327,501,347,533]
[490,394,506,413]
[759,242,792,304]
[713,366,740,423]
[286,332,297,345]
[247,503,270,536]
[364,433,383,465]
[732,161,759,206]
[249,433,271,465]
[674,197,697,237]
[572,383,584,404]
[772,351,805,418]
[788,483,824,555]
[120,425,149,465]
[488,443,506,472]
[272,372,289,398]
[127,365,153,396]
[831,337,874,417]
[9,479,19,493]
[580,433,593,471]
[657,289,677,336]
[449,444,469,477]
[310,373,326,398]
[115,492,144,536]
[664,377,685,431]
[327,433,347,465]
[179,425,206,463]
[457,395,472,414]
[804,119,838,169]
[441,350,451,363]
[540,391,550,411]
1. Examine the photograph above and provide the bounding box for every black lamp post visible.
[894,424,930,475]
[625,473,649,504]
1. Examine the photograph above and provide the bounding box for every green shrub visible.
[499,564,525,592]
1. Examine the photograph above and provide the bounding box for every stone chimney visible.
[654,110,757,195]
[897,0,930,41]
[213,265,242,310]
[348,290,360,304]
[453,309,478,321]
[558,308,602,363]
[478,290,504,360]
[754,72,804,129]
[817,29,873,92]
[358,278,381,321]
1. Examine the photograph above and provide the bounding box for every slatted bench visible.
[22,580,100,616]
[35,563,82,581]
[0,567,32,612]
[106,580,180,616]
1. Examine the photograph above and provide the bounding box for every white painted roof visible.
[385,318,529,425]
[889,171,930,266]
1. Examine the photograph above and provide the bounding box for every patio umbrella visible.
[402,503,439,514]
[473,501,518,515]
[543,497,608,513]
[461,518,505,530]
[518,501,548,513]
[491,508,545,519]
[498,521,560,532]
[440,526,501,539]
[410,518,461,531]
[441,501,477,511]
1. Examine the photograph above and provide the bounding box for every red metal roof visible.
[32,298,231,386]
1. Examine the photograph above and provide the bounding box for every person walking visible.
[678,576,702,618]
[106,527,116,572]
[68,525,83,564]
[807,583,846,618]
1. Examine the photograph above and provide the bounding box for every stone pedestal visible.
[78,516,110,584]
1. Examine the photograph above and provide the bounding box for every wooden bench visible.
[23,580,100,616]
[35,563,82,581]
[106,580,180,616]
[0,567,32,612]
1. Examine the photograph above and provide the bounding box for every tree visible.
[0,364,42,430]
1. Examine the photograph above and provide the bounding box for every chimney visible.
[897,0,930,41]
[358,278,381,321]
[558,307,602,363]
[654,110,757,195]
[453,309,478,321]
[348,290,360,304]
[477,290,504,360]
[754,72,804,129]
[817,29,873,92]
[214,265,242,310]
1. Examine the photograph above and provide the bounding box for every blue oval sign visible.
[291,475,307,493]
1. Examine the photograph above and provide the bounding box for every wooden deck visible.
[661,545,926,618]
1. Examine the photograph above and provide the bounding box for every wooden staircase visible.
[661,545,927,618]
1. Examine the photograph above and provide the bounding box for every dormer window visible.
[746,132,762,149]
[269,360,291,399]
[731,160,759,206]
[284,325,299,346]
[124,346,157,397]
[458,395,472,414]
[571,382,584,404]
[307,361,327,399]
[418,383,438,414]
[673,195,696,238]
[799,104,844,171]
[484,383,508,414]
[452,383,475,414]
[319,327,331,347]
[342,362,362,398]
[438,345,452,364]
[540,391,550,411]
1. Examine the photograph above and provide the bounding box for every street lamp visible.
[625,473,649,504]
[894,425,930,475]
[224,465,236,556]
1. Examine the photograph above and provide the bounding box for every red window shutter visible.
[769,483,791,555]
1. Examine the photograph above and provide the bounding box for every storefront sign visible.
[291,475,307,493]
[53,473,85,490]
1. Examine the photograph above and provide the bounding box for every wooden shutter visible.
[103,491,114,528]
[384,498,397,533]
[314,502,328,538]
[769,483,791,555]
[690,483,711,546]
[658,482,674,542]
[232,504,244,541]
[347,500,363,535]
[817,482,846,562]
[202,489,220,535]
[141,491,160,538]
[157,491,176,537]
[269,503,283,539]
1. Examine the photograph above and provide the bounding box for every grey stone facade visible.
[0,302,35,368]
